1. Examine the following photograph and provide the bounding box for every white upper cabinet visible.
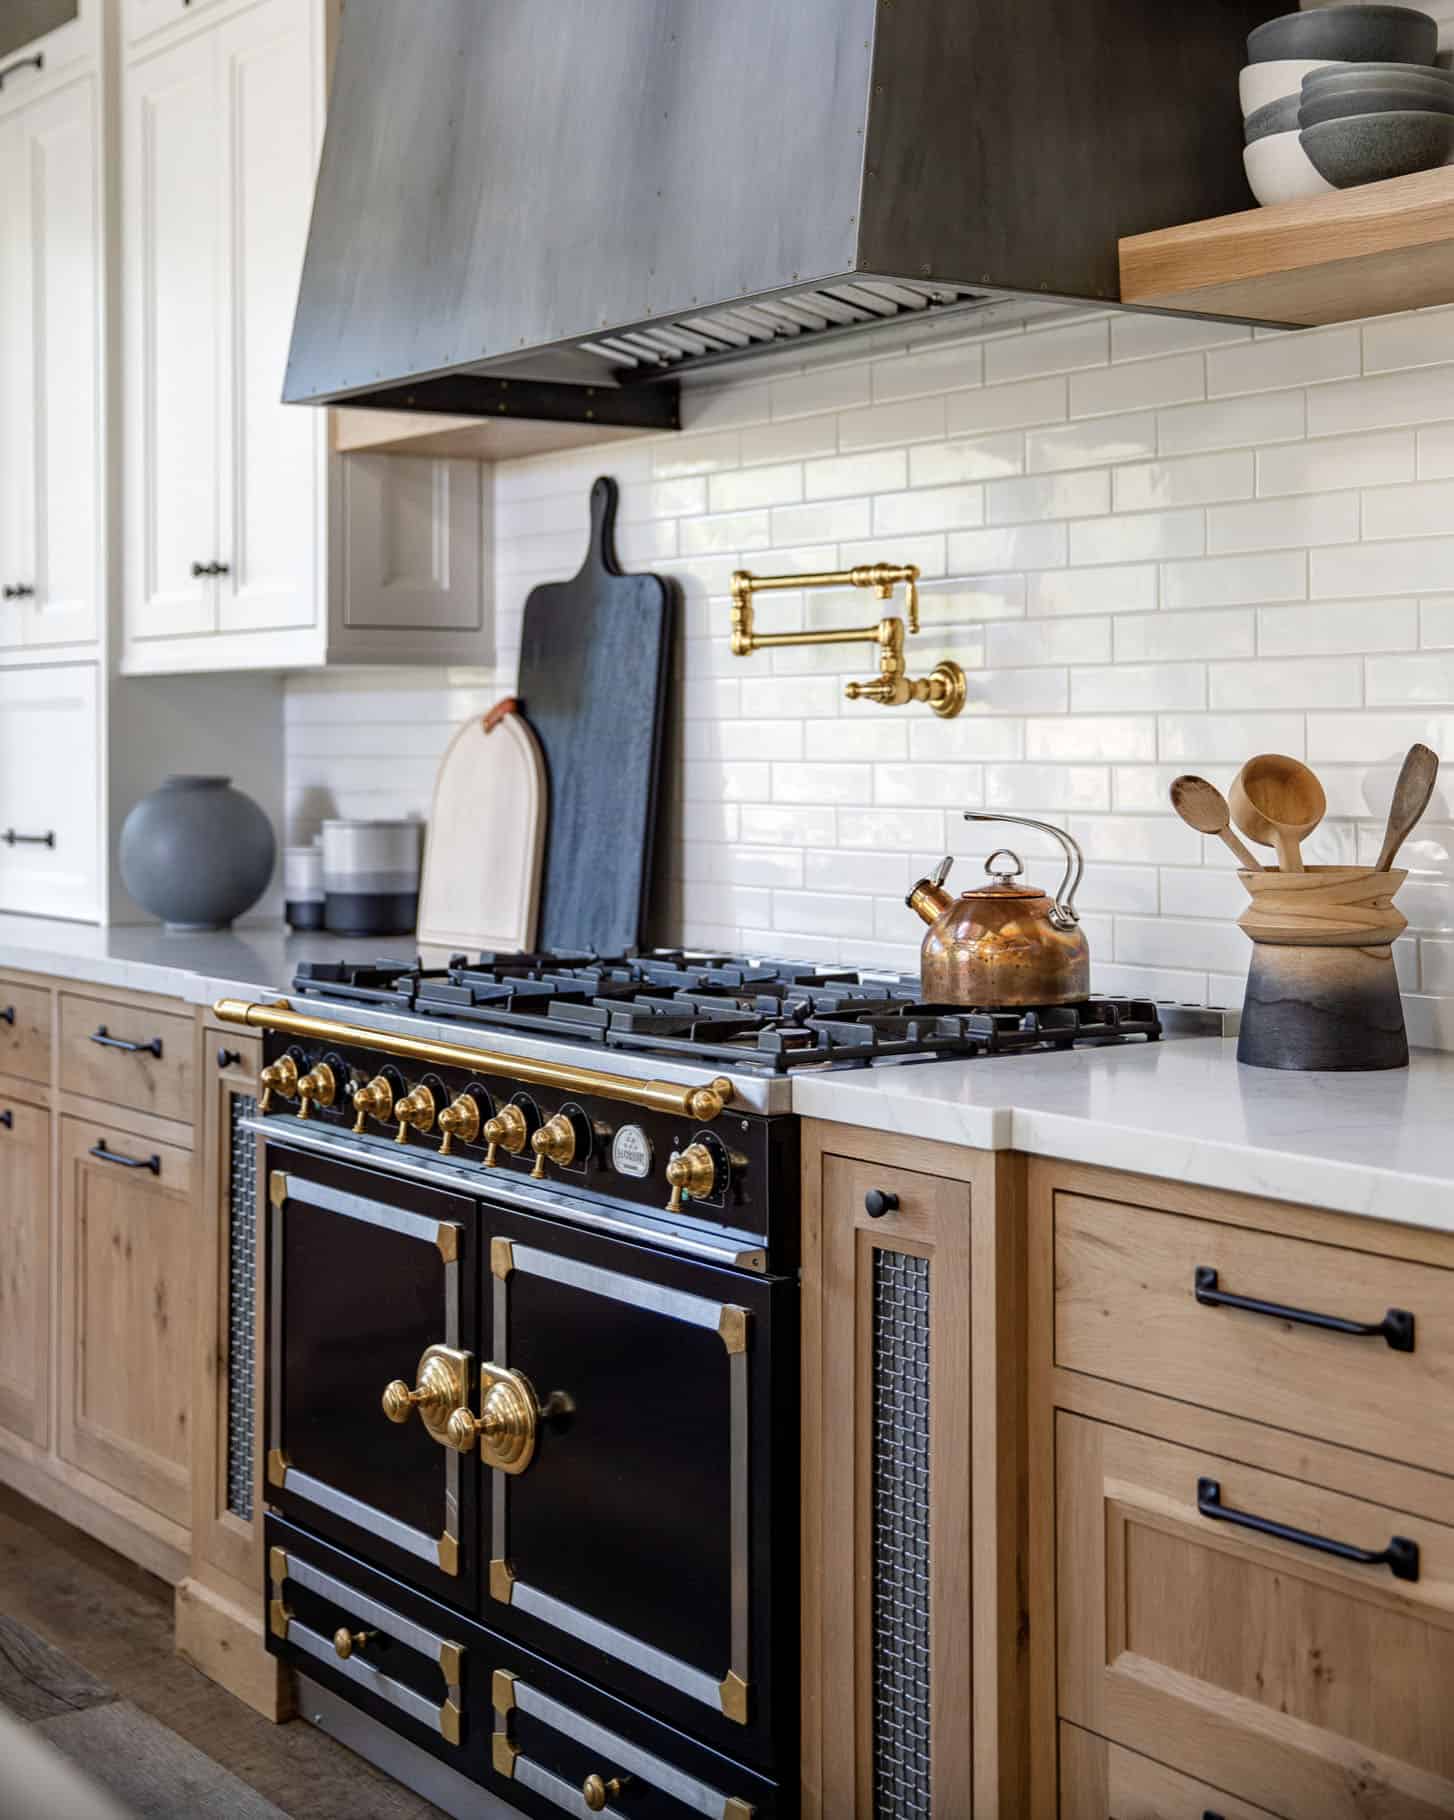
[0,0,100,106]
[121,0,493,675]
[0,73,102,656]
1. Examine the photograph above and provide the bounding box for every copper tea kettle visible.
[906,813,1089,1007]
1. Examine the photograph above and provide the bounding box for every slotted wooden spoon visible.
[1170,775,1263,870]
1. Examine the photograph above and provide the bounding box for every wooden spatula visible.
[1375,743,1439,872]
[1170,775,1263,870]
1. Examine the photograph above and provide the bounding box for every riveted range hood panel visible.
[286,0,1280,422]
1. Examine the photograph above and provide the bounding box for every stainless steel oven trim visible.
[242,1118,768,1269]
[497,1676,751,1819]
[266,1166,463,1577]
[286,1618,459,1741]
[491,1240,752,1718]
[277,1551,464,1684]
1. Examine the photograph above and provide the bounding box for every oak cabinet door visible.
[1057,1412,1454,1820]
[59,1116,194,1527]
[0,1098,51,1447]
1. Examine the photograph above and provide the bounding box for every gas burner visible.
[290,958,422,1010]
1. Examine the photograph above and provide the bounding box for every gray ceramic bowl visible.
[1246,94,1305,142]
[1303,65,1454,98]
[1300,86,1454,125]
[1249,5,1439,67]
[1301,108,1454,185]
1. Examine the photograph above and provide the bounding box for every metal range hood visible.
[286,0,1278,445]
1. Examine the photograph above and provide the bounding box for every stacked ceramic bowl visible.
[1241,5,1449,205]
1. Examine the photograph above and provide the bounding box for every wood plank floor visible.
[0,1484,445,1819]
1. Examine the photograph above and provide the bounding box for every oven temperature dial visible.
[665,1133,732,1214]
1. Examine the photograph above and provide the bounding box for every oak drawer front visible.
[59,993,193,1121]
[1058,1413,1454,1820]
[1055,1192,1454,1476]
[0,982,50,1084]
[1059,1721,1284,1820]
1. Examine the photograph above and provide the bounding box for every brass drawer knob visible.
[483,1103,527,1168]
[582,1774,630,1811]
[332,1627,375,1660]
[382,1348,469,1437]
[445,1364,539,1474]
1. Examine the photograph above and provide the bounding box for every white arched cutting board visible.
[416,698,547,955]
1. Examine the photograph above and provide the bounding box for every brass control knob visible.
[351,1074,394,1134]
[438,1093,482,1157]
[445,1364,540,1474]
[296,1062,336,1122]
[685,1075,735,1122]
[394,1083,436,1145]
[665,1142,717,1215]
[483,1103,527,1168]
[258,1055,298,1112]
[381,1349,465,1432]
[530,1113,577,1180]
[582,1775,630,1811]
[332,1627,375,1660]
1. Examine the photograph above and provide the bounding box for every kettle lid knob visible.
[985,848,1024,884]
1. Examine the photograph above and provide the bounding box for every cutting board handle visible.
[586,475,623,578]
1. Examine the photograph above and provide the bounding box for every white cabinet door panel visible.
[0,664,100,919]
[24,77,101,650]
[125,30,218,643]
[341,457,484,632]
[0,109,34,653]
[214,0,320,638]
[123,0,227,47]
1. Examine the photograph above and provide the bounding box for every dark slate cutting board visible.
[516,476,674,955]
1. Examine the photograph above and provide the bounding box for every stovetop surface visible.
[291,950,1165,1075]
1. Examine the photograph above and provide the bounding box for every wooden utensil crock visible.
[1237,865,1408,1071]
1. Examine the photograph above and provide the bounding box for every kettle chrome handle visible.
[964,812,1083,929]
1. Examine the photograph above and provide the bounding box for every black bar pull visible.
[1197,1477,1419,1582]
[0,1111,12,1130]
[91,1026,164,1059]
[190,560,232,577]
[1194,1265,1414,1353]
[89,1140,161,1176]
[2,584,34,600]
[0,1006,13,1025]
[3,829,55,848]
[864,1188,899,1219]
[0,52,43,91]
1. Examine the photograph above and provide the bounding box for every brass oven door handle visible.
[446,1364,541,1474]
[91,1025,164,1058]
[381,1345,472,1447]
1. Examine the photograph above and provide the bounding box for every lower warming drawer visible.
[267,1516,778,1819]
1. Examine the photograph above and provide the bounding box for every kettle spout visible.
[906,856,955,926]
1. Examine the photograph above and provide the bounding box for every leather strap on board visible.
[483,696,520,734]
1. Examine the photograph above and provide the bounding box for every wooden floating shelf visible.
[1119,164,1454,326]
[331,407,659,462]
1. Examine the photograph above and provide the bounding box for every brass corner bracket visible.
[729,561,965,717]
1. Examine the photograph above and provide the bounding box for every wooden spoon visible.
[1230,753,1326,874]
[1169,775,1263,870]
[1375,742,1439,872]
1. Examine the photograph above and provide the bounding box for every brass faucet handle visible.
[394,1083,436,1144]
[295,1062,335,1122]
[438,1093,482,1156]
[530,1114,576,1179]
[483,1103,527,1167]
[351,1073,394,1133]
[258,1055,299,1112]
[665,1143,717,1215]
[582,1774,630,1811]
[332,1627,375,1661]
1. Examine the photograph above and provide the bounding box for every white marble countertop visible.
[792,1037,1454,1234]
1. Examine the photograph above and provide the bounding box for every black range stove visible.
[291,949,1163,1073]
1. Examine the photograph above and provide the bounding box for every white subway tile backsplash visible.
[1206,325,1361,398]
[289,302,1454,1005]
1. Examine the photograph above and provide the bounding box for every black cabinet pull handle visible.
[91,1026,163,1059]
[0,1006,13,1025]
[89,1140,161,1176]
[0,53,43,92]
[2,584,34,600]
[1194,1265,1414,1353]
[3,829,55,848]
[0,1111,11,1130]
[864,1188,899,1219]
[1196,1476,1419,1582]
[191,561,231,578]
[216,1047,242,1070]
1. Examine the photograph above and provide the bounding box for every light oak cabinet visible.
[121,0,491,675]
[0,1095,50,1450]
[0,67,103,655]
[801,1122,1026,1818]
[58,1113,195,1529]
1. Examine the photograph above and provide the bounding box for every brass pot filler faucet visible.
[729,560,966,717]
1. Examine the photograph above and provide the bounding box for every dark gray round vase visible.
[120,776,277,932]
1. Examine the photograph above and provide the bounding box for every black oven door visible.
[470,1200,793,1771]
[265,1146,479,1606]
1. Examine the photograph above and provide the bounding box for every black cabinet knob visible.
[0,1110,12,1130]
[216,1047,242,1070]
[864,1188,899,1219]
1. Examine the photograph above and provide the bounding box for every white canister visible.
[321,820,422,936]
[284,844,325,931]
